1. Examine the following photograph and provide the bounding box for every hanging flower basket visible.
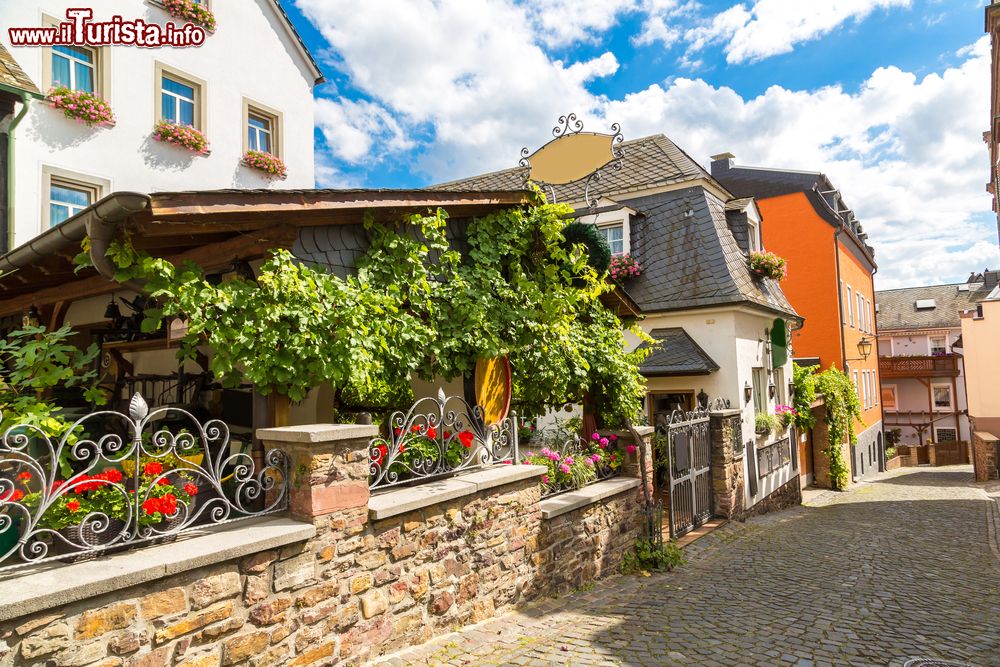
[46,87,115,127]
[748,251,787,281]
[152,120,210,154]
[164,0,217,32]
[242,150,288,179]
[609,254,641,281]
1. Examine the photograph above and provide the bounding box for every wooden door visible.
[798,429,814,488]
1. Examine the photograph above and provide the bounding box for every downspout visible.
[833,222,848,371]
[4,90,33,254]
[84,194,150,292]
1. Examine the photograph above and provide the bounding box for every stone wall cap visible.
[631,426,655,437]
[256,423,379,443]
[538,477,641,520]
[710,408,742,417]
[369,465,548,520]
[975,431,1000,442]
[0,516,315,622]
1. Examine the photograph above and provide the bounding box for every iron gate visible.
[662,406,714,537]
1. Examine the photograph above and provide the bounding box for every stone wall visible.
[0,426,654,666]
[709,410,745,520]
[972,431,1000,482]
[809,404,853,491]
[739,475,802,521]
[885,455,906,471]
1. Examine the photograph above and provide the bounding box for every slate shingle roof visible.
[639,327,719,377]
[875,281,993,331]
[0,43,40,95]
[432,134,709,203]
[431,134,798,320]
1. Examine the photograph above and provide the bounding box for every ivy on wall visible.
[792,362,862,491]
[83,202,651,424]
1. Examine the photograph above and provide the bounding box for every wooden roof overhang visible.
[0,188,536,317]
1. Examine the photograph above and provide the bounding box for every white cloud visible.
[295,0,998,286]
[523,0,638,48]
[679,0,912,64]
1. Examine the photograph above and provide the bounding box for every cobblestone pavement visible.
[374,466,1000,667]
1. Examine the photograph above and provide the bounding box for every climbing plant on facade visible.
[85,201,651,424]
[810,365,862,491]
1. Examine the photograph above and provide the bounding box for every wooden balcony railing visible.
[878,354,960,378]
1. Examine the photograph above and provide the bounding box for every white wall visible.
[2,0,317,248]
[625,306,797,508]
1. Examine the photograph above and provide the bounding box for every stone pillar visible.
[618,426,655,498]
[709,409,745,520]
[972,431,1000,482]
[257,424,378,522]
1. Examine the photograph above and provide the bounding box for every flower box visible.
[164,0,217,32]
[152,120,210,154]
[748,251,787,281]
[242,150,287,179]
[609,254,641,281]
[46,87,115,127]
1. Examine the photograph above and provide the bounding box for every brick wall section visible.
[972,431,1000,482]
[809,404,854,490]
[0,427,653,666]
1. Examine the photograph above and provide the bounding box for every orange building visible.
[712,156,884,484]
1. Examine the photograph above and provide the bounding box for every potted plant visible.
[609,254,641,281]
[152,120,210,154]
[754,413,780,436]
[46,87,115,127]
[242,150,287,179]
[748,251,787,281]
[164,0,217,31]
[775,404,797,429]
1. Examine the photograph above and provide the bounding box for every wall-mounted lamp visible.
[857,336,873,361]
[103,294,122,320]
[22,306,40,328]
[744,381,753,404]
[767,377,776,400]
[697,388,709,409]
[788,379,795,399]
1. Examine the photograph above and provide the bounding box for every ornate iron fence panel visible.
[664,405,714,538]
[756,437,791,479]
[0,393,288,572]
[519,426,623,498]
[368,389,518,491]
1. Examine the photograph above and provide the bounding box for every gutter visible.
[834,220,848,372]
[0,191,150,291]
[3,88,40,254]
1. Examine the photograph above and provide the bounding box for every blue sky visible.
[284,0,999,288]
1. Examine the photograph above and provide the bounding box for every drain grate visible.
[904,660,976,667]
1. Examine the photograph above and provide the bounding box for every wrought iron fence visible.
[0,393,288,572]
[368,390,518,491]
[756,437,791,478]
[640,498,664,547]
[519,425,624,498]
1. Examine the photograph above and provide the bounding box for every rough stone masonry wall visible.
[0,426,652,667]
[739,475,802,521]
[972,431,1000,482]
[710,411,745,520]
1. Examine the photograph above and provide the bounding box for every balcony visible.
[878,354,960,378]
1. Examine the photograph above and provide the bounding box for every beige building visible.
[959,270,1000,480]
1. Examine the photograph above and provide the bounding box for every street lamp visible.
[857,336,873,361]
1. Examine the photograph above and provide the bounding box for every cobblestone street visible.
[376,466,1000,667]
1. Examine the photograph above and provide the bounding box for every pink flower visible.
[626,445,637,454]
[591,432,600,441]
[542,475,549,484]
[599,437,609,447]
[559,464,570,474]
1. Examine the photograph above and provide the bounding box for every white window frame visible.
[747,219,760,252]
[847,285,855,327]
[154,62,207,132]
[882,384,897,411]
[243,98,284,158]
[51,45,96,93]
[853,370,860,402]
[752,367,768,414]
[873,370,878,406]
[931,383,953,412]
[600,224,625,257]
[40,166,110,232]
[929,335,946,356]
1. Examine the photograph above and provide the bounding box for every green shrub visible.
[754,412,780,435]
[620,539,684,573]
[885,446,897,460]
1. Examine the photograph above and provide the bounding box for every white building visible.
[0,0,322,252]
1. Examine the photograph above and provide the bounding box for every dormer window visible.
[600,224,624,256]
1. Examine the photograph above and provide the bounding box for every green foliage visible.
[0,326,108,476]
[620,539,684,573]
[101,202,650,423]
[561,221,611,275]
[884,446,897,460]
[885,428,902,447]
[754,412,781,435]
[813,366,862,491]
[791,362,818,430]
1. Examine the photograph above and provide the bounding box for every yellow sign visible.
[526,133,616,185]
[474,357,512,426]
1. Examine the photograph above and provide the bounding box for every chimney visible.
[710,152,735,176]
[984,269,999,290]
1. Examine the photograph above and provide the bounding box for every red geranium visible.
[183,483,199,496]
[426,426,437,439]
[16,472,31,481]
[66,500,81,512]
[142,498,161,516]
[458,431,475,448]
[1,489,24,502]
[143,462,164,477]
[103,469,124,484]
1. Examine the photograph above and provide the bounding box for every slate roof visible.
[0,43,39,95]
[432,134,798,320]
[875,281,993,331]
[712,162,877,267]
[618,186,797,317]
[432,134,709,203]
[638,327,719,377]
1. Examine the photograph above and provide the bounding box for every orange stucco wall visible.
[756,192,882,432]
[755,193,842,368]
